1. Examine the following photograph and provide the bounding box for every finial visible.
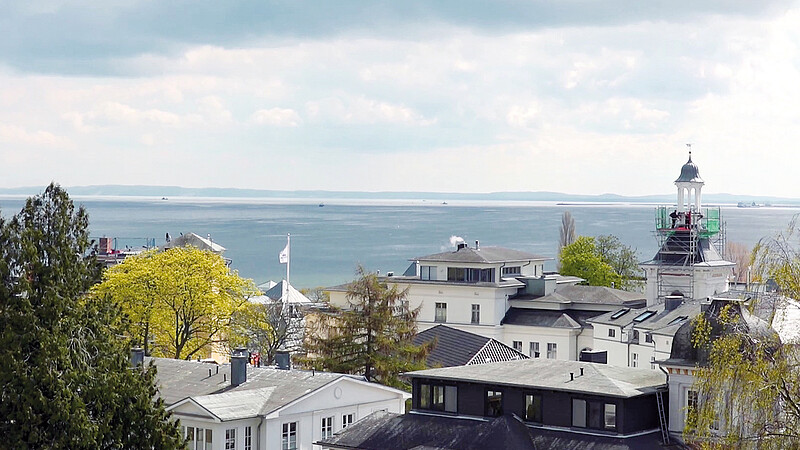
[686,143,692,161]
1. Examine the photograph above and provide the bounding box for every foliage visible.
[685,304,797,449]
[301,266,430,389]
[0,183,184,449]
[594,234,641,290]
[300,286,330,302]
[93,247,258,359]
[559,236,623,288]
[229,300,304,365]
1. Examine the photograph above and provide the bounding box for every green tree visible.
[559,236,623,288]
[93,247,259,359]
[0,183,184,449]
[301,267,430,389]
[229,300,304,365]
[595,234,641,290]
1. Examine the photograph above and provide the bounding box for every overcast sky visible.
[2,1,800,196]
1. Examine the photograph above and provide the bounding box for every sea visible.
[1,195,799,289]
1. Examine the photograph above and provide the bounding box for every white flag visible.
[279,243,289,264]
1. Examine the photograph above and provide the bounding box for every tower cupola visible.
[675,146,704,211]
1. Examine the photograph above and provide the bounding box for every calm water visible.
[2,196,798,289]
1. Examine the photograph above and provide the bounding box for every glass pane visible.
[588,401,603,429]
[486,390,503,417]
[420,384,431,409]
[604,404,616,429]
[526,394,542,422]
[572,399,586,427]
[432,385,445,410]
[445,385,457,412]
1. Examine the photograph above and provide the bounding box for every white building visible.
[148,352,408,450]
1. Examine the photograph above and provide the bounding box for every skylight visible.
[633,311,656,323]
[668,316,688,326]
[610,308,630,320]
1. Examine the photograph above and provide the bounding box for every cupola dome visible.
[675,154,704,183]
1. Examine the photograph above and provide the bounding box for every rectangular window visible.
[445,385,458,413]
[486,390,503,417]
[632,330,640,343]
[471,304,480,324]
[530,342,540,358]
[281,422,297,450]
[420,265,436,280]
[608,328,616,338]
[187,427,195,449]
[225,428,236,450]
[513,341,522,352]
[547,343,557,359]
[197,428,205,450]
[447,267,495,282]
[604,404,617,430]
[321,416,333,439]
[205,430,212,450]
[447,267,465,281]
[651,355,656,370]
[342,414,354,429]
[572,399,587,427]
[501,266,521,276]
[432,385,445,411]
[435,303,447,322]
[525,394,542,422]
[244,427,251,450]
[631,353,638,368]
[419,383,431,409]
[687,389,699,425]
[645,333,653,343]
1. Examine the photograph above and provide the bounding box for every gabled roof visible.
[502,308,596,329]
[160,232,226,253]
[518,284,645,306]
[413,246,550,264]
[253,280,312,304]
[588,301,700,334]
[319,411,537,450]
[412,325,527,367]
[405,358,666,398]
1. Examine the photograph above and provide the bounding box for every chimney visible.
[230,347,248,387]
[475,240,480,250]
[580,367,584,376]
[130,347,144,368]
[665,295,683,311]
[457,242,468,251]
[275,349,292,370]
[570,372,574,381]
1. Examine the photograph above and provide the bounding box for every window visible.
[633,311,656,323]
[632,330,639,343]
[668,315,688,326]
[486,390,503,417]
[321,416,333,439]
[420,265,436,280]
[608,328,616,338]
[547,343,557,359]
[225,428,236,450]
[281,422,297,450]
[529,342,540,358]
[418,383,457,412]
[186,427,195,450]
[686,389,699,425]
[631,352,638,368]
[435,303,447,322]
[188,427,210,450]
[513,341,522,352]
[244,426,251,450]
[645,333,653,343]
[604,404,617,430]
[447,267,495,283]
[610,308,630,319]
[471,304,480,324]
[572,399,587,427]
[650,355,656,370]
[196,428,205,450]
[501,266,521,276]
[342,414,354,428]
[525,394,542,422]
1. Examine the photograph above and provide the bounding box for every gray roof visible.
[588,301,700,335]
[160,232,226,253]
[150,357,356,419]
[515,284,646,307]
[675,154,704,183]
[412,325,528,367]
[502,308,602,328]
[404,358,666,398]
[641,233,733,267]
[413,246,550,264]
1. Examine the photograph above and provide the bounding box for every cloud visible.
[0,123,69,147]
[250,108,301,127]
[305,96,434,126]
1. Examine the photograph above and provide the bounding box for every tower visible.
[641,151,733,306]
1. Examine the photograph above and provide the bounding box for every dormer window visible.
[501,266,521,277]
[447,267,495,283]
[420,265,437,281]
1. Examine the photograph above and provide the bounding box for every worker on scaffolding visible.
[669,209,679,228]
[685,210,692,227]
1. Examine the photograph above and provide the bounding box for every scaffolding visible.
[653,206,726,302]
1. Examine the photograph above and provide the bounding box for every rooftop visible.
[412,245,550,264]
[404,358,666,398]
[513,284,646,306]
[412,325,528,367]
[502,308,601,329]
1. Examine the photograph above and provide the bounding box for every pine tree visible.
[0,184,184,449]
[302,266,430,389]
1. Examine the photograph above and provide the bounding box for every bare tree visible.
[229,301,305,365]
[558,211,577,270]
[726,241,751,283]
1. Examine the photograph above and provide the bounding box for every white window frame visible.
[529,342,540,358]
[321,416,333,439]
[547,342,557,359]
[225,428,236,450]
[608,328,616,338]
[342,413,354,429]
[282,422,297,450]
[471,304,480,324]
[435,302,447,322]
[244,426,251,450]
[512,341,522,352]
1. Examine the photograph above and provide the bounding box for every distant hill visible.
[2,185,799,205]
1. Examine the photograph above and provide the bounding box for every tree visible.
[0,183,184,449]
[559,236,623,288]
[726,242,752,284]
[229,300,305,365]
[558,211,577,270]
[595,234,641,290]
[301,267,430,389]
[92,247,258,360]
[300,286,330,303]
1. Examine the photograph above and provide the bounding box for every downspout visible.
[256,415,263,450]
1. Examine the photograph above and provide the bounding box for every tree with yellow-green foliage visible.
[92,247,259,359]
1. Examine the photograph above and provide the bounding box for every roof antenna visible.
[686,143,692,160]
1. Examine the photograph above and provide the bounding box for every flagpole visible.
[285,233,290,304]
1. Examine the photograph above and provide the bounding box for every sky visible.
[2,1,800,196]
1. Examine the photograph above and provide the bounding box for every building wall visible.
[666,369,696,433]
[502,324,576,360]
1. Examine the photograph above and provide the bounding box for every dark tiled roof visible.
[520,285,646,306]
[675,154,704,183]
[642,233,732,267]
[502,308,603,328]
[413,246,550,264]
[319,411,536,450]
[319,411,667,450]
[413,325,527,367]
